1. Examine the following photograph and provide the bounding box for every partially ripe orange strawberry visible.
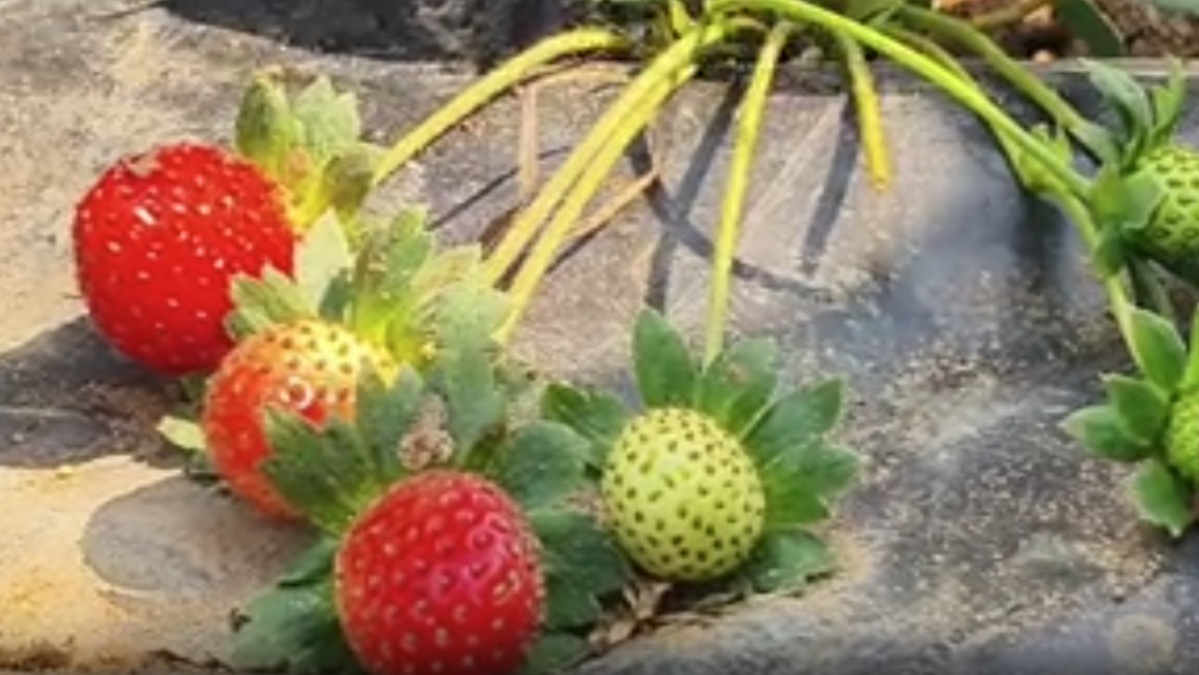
[73,142,298,376]
[335,470,545,675]
[201,319,397,518]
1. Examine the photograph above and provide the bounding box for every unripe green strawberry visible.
[601,407,766,582]
[1166,391,1199,482]
[1127,145,1199,283]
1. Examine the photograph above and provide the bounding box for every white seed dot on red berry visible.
[401,632,417,653]
[462,655,476,670]
[431,661,444,674]
[492,649,506,663]
[452,604,467,624]
[435,627,449,647]
[491,617,505,632]
[466,634,479,648]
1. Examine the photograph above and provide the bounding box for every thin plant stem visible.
[708,0,1091,200]
[834,31,892,192]
[495,19,751,344]
[484,20,743,287]
[370,27,631,187]
[971,0,1055,31]
[705,21,793,364]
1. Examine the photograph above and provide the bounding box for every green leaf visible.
[1054,0,1125,57]
[744,378,845,467]
[540,383,631,468]
[1089,165,1165,235]
[277,536,340,587]
[759,441,859,527]
[427,284,512,451]
[260,411,398,533]
[156,415,206,454]
[490,422,591,511]
[1083,59,1154,152]
[742,529,834,593]
[1127,307,1187,391]
[1102,374,1171,443]
[517,633,592,675]
[632,308,699,408]
[290,76,362,169]
[230,577,363,675]
[1149,59,1187,146]
[530,509,631,629]
[324,147,377,221]
[1131,459,1195,537]
[226,267,316,340]
[1181,306,1199,392]
[694,337,779,437]
[234,72,299,181]
[295,212,354,311]
[1092,226,1129,279]
[347,208,435,342]
[1061,404,1151,462]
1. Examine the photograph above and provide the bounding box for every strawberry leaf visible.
[1061,404,1151,462]
[758,440,859,528]
[1131,459,1195,537]
[1083,59,1154,159]
[1127,307,1187,392]
[1148,60,1187,147]
[1102,374,1171,444]
[226,267,317,340]
[540,383,632,468]
[490,422,592,511]
[518,632,591,675]
[744,378,845,467]
[632,308,699,409]
[742,529,834,593]
[230,541,363,675]
[1180,306,1199,393]
[235,72,300,182]
[529,509,632,630]
[693,337,779,438]
[427,284,511,452]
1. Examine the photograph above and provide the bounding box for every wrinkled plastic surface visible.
[4,1,1199,673]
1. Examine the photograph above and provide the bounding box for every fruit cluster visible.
[69,73,858,675]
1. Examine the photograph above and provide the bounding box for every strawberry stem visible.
[705,21,793,365]
[492,17,754,345]
[370,27,632,187]
[835,29,891,192]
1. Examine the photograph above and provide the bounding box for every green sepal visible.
[345,208,436,345]
[229,538,364,675]
[289,76,363,172]
[1179,305,1199,392]
[693,337,779,438]
[540,383,632,469]
[529,509,632,631]
[1102,374,1171,444]
[295,212,356,312]
[517,633,592,675]
[741,529,834,594]
[1089,165,1165,236]
[292,145,379,230]
[1082,59,1154,162]
[1131,458,1195,537]
[759,440,859,527]
[744,377,845,467]
[632,308,699,409]
[1092,226,1129,279]
[226,267,319,340]
[260,366,423,533]
[1061,404,1151,462]
[156,415,206,455]
[1127,307,1187,392]
[1148,59,1187,148]
[425,284,513,453]
[488,421,592,511]
[235,71,300,182]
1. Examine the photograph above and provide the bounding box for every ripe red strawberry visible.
[335,470,545,675]
[201,319,398,519]
[73,142,298,376]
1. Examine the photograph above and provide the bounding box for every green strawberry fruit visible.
[1166,391,1199,482]
[601,407,766,582]
[1128,144,1199,283]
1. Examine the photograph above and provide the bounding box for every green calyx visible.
[1062,305,1199,537]
[545,308,858,594]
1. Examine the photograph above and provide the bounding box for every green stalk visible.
[708,0,1090,201]
[834,30,891,191]
[705,21,793,364]
[484,19,743,287]
[893,5,1113,161]
[495,19,749,343]
[370,27,631,187]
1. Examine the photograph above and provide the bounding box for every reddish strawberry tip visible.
[335,471,545,675]
[73,141,298,376]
